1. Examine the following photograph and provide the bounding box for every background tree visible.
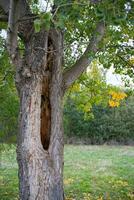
[64,90,134,145]
[0,0,133,199]
[66,59,110,119]
[0,36,19,143]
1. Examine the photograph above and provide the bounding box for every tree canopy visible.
[0,0,133,81]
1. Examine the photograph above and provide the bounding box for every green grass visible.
[0,145,134,200]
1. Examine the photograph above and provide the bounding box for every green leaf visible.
[41,12,52,31]
[0,22,7,30]
[55,18,65,29]
[34,19,41,33]
[42,12,52,21]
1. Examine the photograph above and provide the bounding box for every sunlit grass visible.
[64,145,134,200]
[0,144,134,200]
[0,145,18,200]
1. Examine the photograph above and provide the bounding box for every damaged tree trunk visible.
[16,30,64,199]
[0,0,105,199]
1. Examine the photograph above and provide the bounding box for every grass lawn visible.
[0,145,134,200]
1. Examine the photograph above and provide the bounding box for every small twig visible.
[106,44,134,50]
[53,2,90,18]
[18,15,38,22]
[117,54,133,68]
[45,0,49,12]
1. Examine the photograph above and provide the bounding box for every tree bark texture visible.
[16,29,64,200]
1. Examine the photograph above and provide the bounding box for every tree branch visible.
[63,21,105,91]
[53,2,89,18]
[117,54,133,68]
[7,0,20,60]
[52,1,101,18]
[0,0,33,42]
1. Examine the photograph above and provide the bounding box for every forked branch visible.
[0,0,32,61]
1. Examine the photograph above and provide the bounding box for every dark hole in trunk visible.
[40,94,51,150]
[40,40,52,150]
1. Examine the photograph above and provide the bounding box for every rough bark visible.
[17,77,59,200]
[16,28,64,200]
[3,1,65,197]
[48,29,64,199]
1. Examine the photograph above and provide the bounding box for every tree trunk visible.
[0,1,105,199]
[16,30,64,200]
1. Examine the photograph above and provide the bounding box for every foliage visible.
[0,36,19,143]
[0,144,134,200]
[0,36,132,145]
[57,0,134,77]
[64,92,134,144]
[65,60,128,119]
[29,0,134,79]
[66,60,110,119]
[108,90,127,107]
[64,97,89,139]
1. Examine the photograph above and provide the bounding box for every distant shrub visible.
[64,95,134,145]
